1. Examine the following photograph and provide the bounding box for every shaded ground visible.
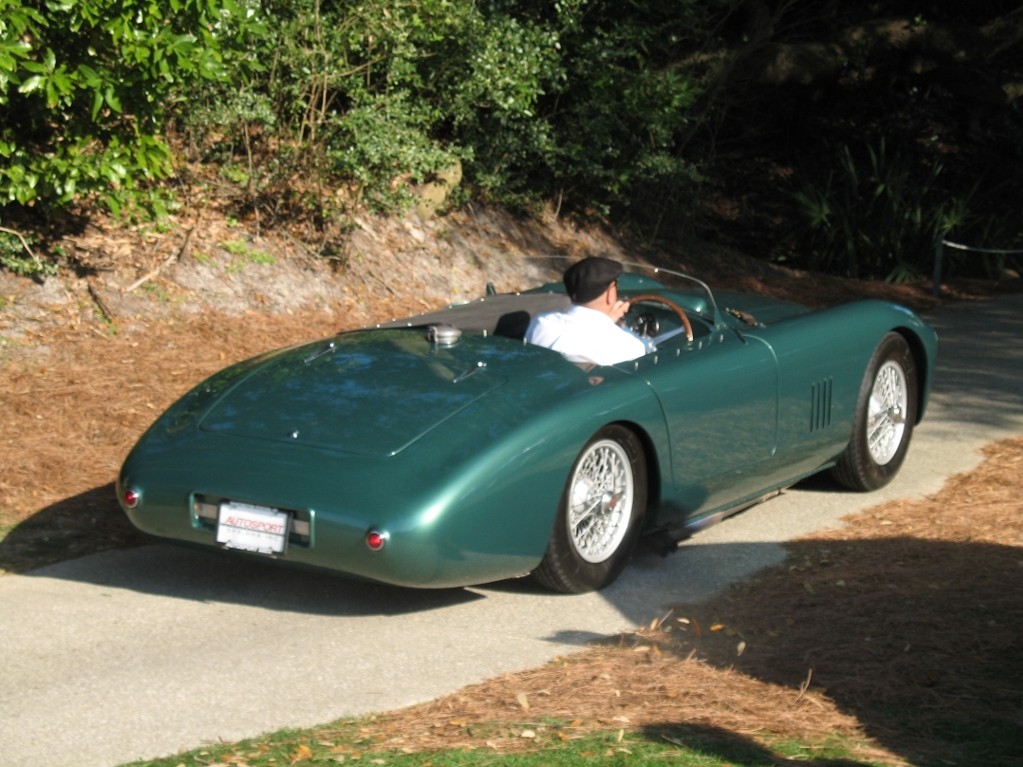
[1,209,1020,766]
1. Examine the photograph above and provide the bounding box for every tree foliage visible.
[179,0,711,227]
[700,1,1023,279]
[1,0,1021,281]
[0,0,264,213]
[184,0,568,219]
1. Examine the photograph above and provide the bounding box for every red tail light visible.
[365,529,388,551]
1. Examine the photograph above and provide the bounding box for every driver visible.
[525,256,655,366]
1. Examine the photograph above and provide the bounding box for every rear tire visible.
[831,332,918,491]
[533,425,647,593]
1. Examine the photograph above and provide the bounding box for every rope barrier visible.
[932,238,1023,297]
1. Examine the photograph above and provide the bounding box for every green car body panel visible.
[118,270,937,589]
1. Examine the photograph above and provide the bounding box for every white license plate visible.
[216,502,289,555]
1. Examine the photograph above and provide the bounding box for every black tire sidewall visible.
[535,425,648,593]
[836,332,918,491]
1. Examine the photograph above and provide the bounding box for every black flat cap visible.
[563,257,623,303]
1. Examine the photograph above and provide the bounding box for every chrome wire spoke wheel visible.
[534,425,647,593]
[831,332,918,492]
[567,439,634,563]
[866,359,908,465]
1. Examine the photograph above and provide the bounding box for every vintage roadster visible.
[118,265,937,592]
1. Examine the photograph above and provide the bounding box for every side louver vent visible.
[810,378,833,432]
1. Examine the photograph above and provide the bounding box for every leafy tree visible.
[183,1,566,228]
[3,0,1021,284]
[431,0,709,225]
[693,1,1023,278]
[535,0,709,223]
[0,0,264,215]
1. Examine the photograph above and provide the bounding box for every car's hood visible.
[198,330,506,456]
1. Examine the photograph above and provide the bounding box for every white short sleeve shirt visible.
[525,305,653,366]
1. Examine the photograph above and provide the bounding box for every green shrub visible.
[536,1,705,215]
[792,139,974,281]
[0,0,264,215]
[436,0,708,232]
[0,227,55,278]
[181,1,706,231]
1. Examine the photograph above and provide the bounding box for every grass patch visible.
[121,722,884,767]
[223,238,276,265]
[141,281,171,303]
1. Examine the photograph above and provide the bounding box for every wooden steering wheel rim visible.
[627,293,694,343]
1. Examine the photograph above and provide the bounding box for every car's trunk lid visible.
[199,330,505,456]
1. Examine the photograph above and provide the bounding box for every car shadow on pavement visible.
[1,485,485,615]
[0,483,146,574]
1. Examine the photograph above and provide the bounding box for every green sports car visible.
[117,266,937,593]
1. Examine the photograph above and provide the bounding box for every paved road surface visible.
[3,293,1022,767]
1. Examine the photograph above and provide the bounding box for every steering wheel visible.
[627,294,694,343]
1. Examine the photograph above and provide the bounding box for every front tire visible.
[831,332,918,491]
[533,425,648,593]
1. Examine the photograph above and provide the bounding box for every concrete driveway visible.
[2,293,1021,767]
